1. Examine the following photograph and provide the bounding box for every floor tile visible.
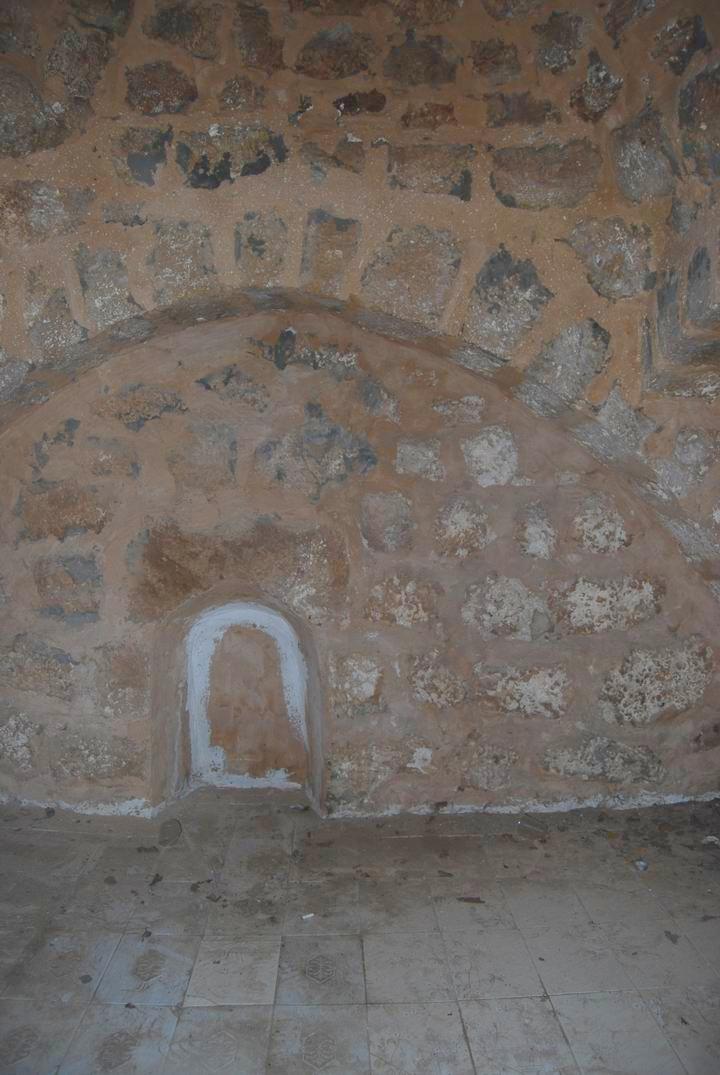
[51,879,141,932]
[368,1002,474,1075]
[1,929,121,1004]
[0,999,86,1075]
[358,878,438,934]
[608,924,720,991]
[500,881,592,935]
[523,925,635,995]
[461,997,579,1075]
[184,936,280,1006]
[553,991,685,1075]
[57,1003,177,1075]
[284,879,360,934]
[268,1005,370,1074]
[205,881,287,940]
[444,927,544,1000]
[127,880,212,938]
[674,914,720,971]
[276,935,365,1005]
[575,881,676,933]
[433,885,515,932]
[164,1006,272,1074]
[364,932,453,1003]
[641,985,720,1075]
[95,934,200,1006]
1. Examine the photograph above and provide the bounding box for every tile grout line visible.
[432,886,479,1075]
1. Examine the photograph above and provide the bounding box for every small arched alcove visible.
[186,601,310,792]
[149,588,325,813]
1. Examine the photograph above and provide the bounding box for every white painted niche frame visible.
[186,601,309,789]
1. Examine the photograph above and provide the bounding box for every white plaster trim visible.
[185,601,309,788]
[328,788,720,818]
[1,787,718,819]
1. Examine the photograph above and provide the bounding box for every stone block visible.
[18,480,110,542]
[0,68,68,157]
[462,575,552,640]
[234,1,284,73]
[462,426,518,486]
[395,439,445,481]
[143,0,222,59]
[75,245,142,330]
[25,270,87,367]
[361,224,460,326]
[33,553,102,625]
[544,737,664,784]
[0,635,76,699]
[434,497,495,558]
[176,125,288,187]
[335,88,386,116]
[383,31,458,86]
[560,577,660,634]
[126,61,198,115]
[400,102,455,129]
[485,92,559,127]
[256,402,376,500]
[301,137,365,181]
[45,27,110,101]
[491,139,602,210]
[462,247,552,356]
[234,211,287,285]
[516,319,610,417]
[601,641,712,724]
[295,25,375,79]
[410,652,466,708]
[470,39,520,84]
[604,0,656,46]
[679,63,720,183]
[652,16,709,76]
[567,217,654,300]
[0,182,94,244]
[533,11,584,73]
[97,383,186,431]
[70,0,133,35]
[113,126,173,186]
[360,492,414,552]
[300,210,360,297]
[147,221,216,305]
[0,708,43,777]
[365,573,439,627]
[570,49,623,122]
[610,105,679,203]
[386,0,462,23]
[476,664,569,718]
[573,497,629,553]
[387,144,475,200]
[517,503,556,559]
[482,0,542,18]
[0,1,39,56]
[219,75,266,111]
[49,732,143,782]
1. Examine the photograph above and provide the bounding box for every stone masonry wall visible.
[0,0,719,813]
[0,310,718,814]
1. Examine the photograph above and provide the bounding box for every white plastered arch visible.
[185,601,309,789]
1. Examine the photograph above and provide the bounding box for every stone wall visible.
[0,0,719,814]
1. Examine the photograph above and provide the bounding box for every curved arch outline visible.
[186,601,309,789]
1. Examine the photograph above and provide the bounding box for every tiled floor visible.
[0,791,719,1074]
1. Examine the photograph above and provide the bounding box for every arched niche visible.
[150,588,325,812]
[186,601,309,789]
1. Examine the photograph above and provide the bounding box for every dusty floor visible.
[0,791,719,1074]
